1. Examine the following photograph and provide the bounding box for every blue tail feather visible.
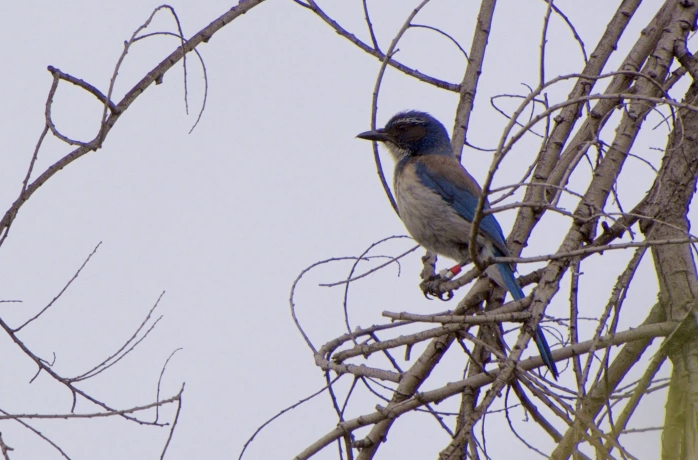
[496,263,559,380]
[535,325,558,380]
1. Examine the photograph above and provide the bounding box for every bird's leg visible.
[420,264,462,301]
[438,264,462,280]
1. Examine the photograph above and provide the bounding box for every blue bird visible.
[356,110,558,379]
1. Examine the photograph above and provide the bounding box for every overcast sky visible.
[0,1,679,459]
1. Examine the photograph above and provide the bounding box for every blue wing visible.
[413,157,509,255]
[414,156,560,379]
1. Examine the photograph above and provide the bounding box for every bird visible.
[356,110,558,380]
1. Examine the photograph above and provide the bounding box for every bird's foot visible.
[420,274,454,301]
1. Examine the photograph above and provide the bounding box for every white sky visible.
[0,0,679,458]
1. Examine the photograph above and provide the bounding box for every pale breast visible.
[395,163,473,263]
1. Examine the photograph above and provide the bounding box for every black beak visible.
[356,128,392,142]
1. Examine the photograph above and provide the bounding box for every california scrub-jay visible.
[357,110,558,379]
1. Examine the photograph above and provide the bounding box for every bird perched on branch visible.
[356,110,558,379]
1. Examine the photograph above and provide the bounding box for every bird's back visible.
[395,154,511,264]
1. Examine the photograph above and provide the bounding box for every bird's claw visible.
[420,275,453,301]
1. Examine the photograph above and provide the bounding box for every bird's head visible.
[356,111,451,160]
